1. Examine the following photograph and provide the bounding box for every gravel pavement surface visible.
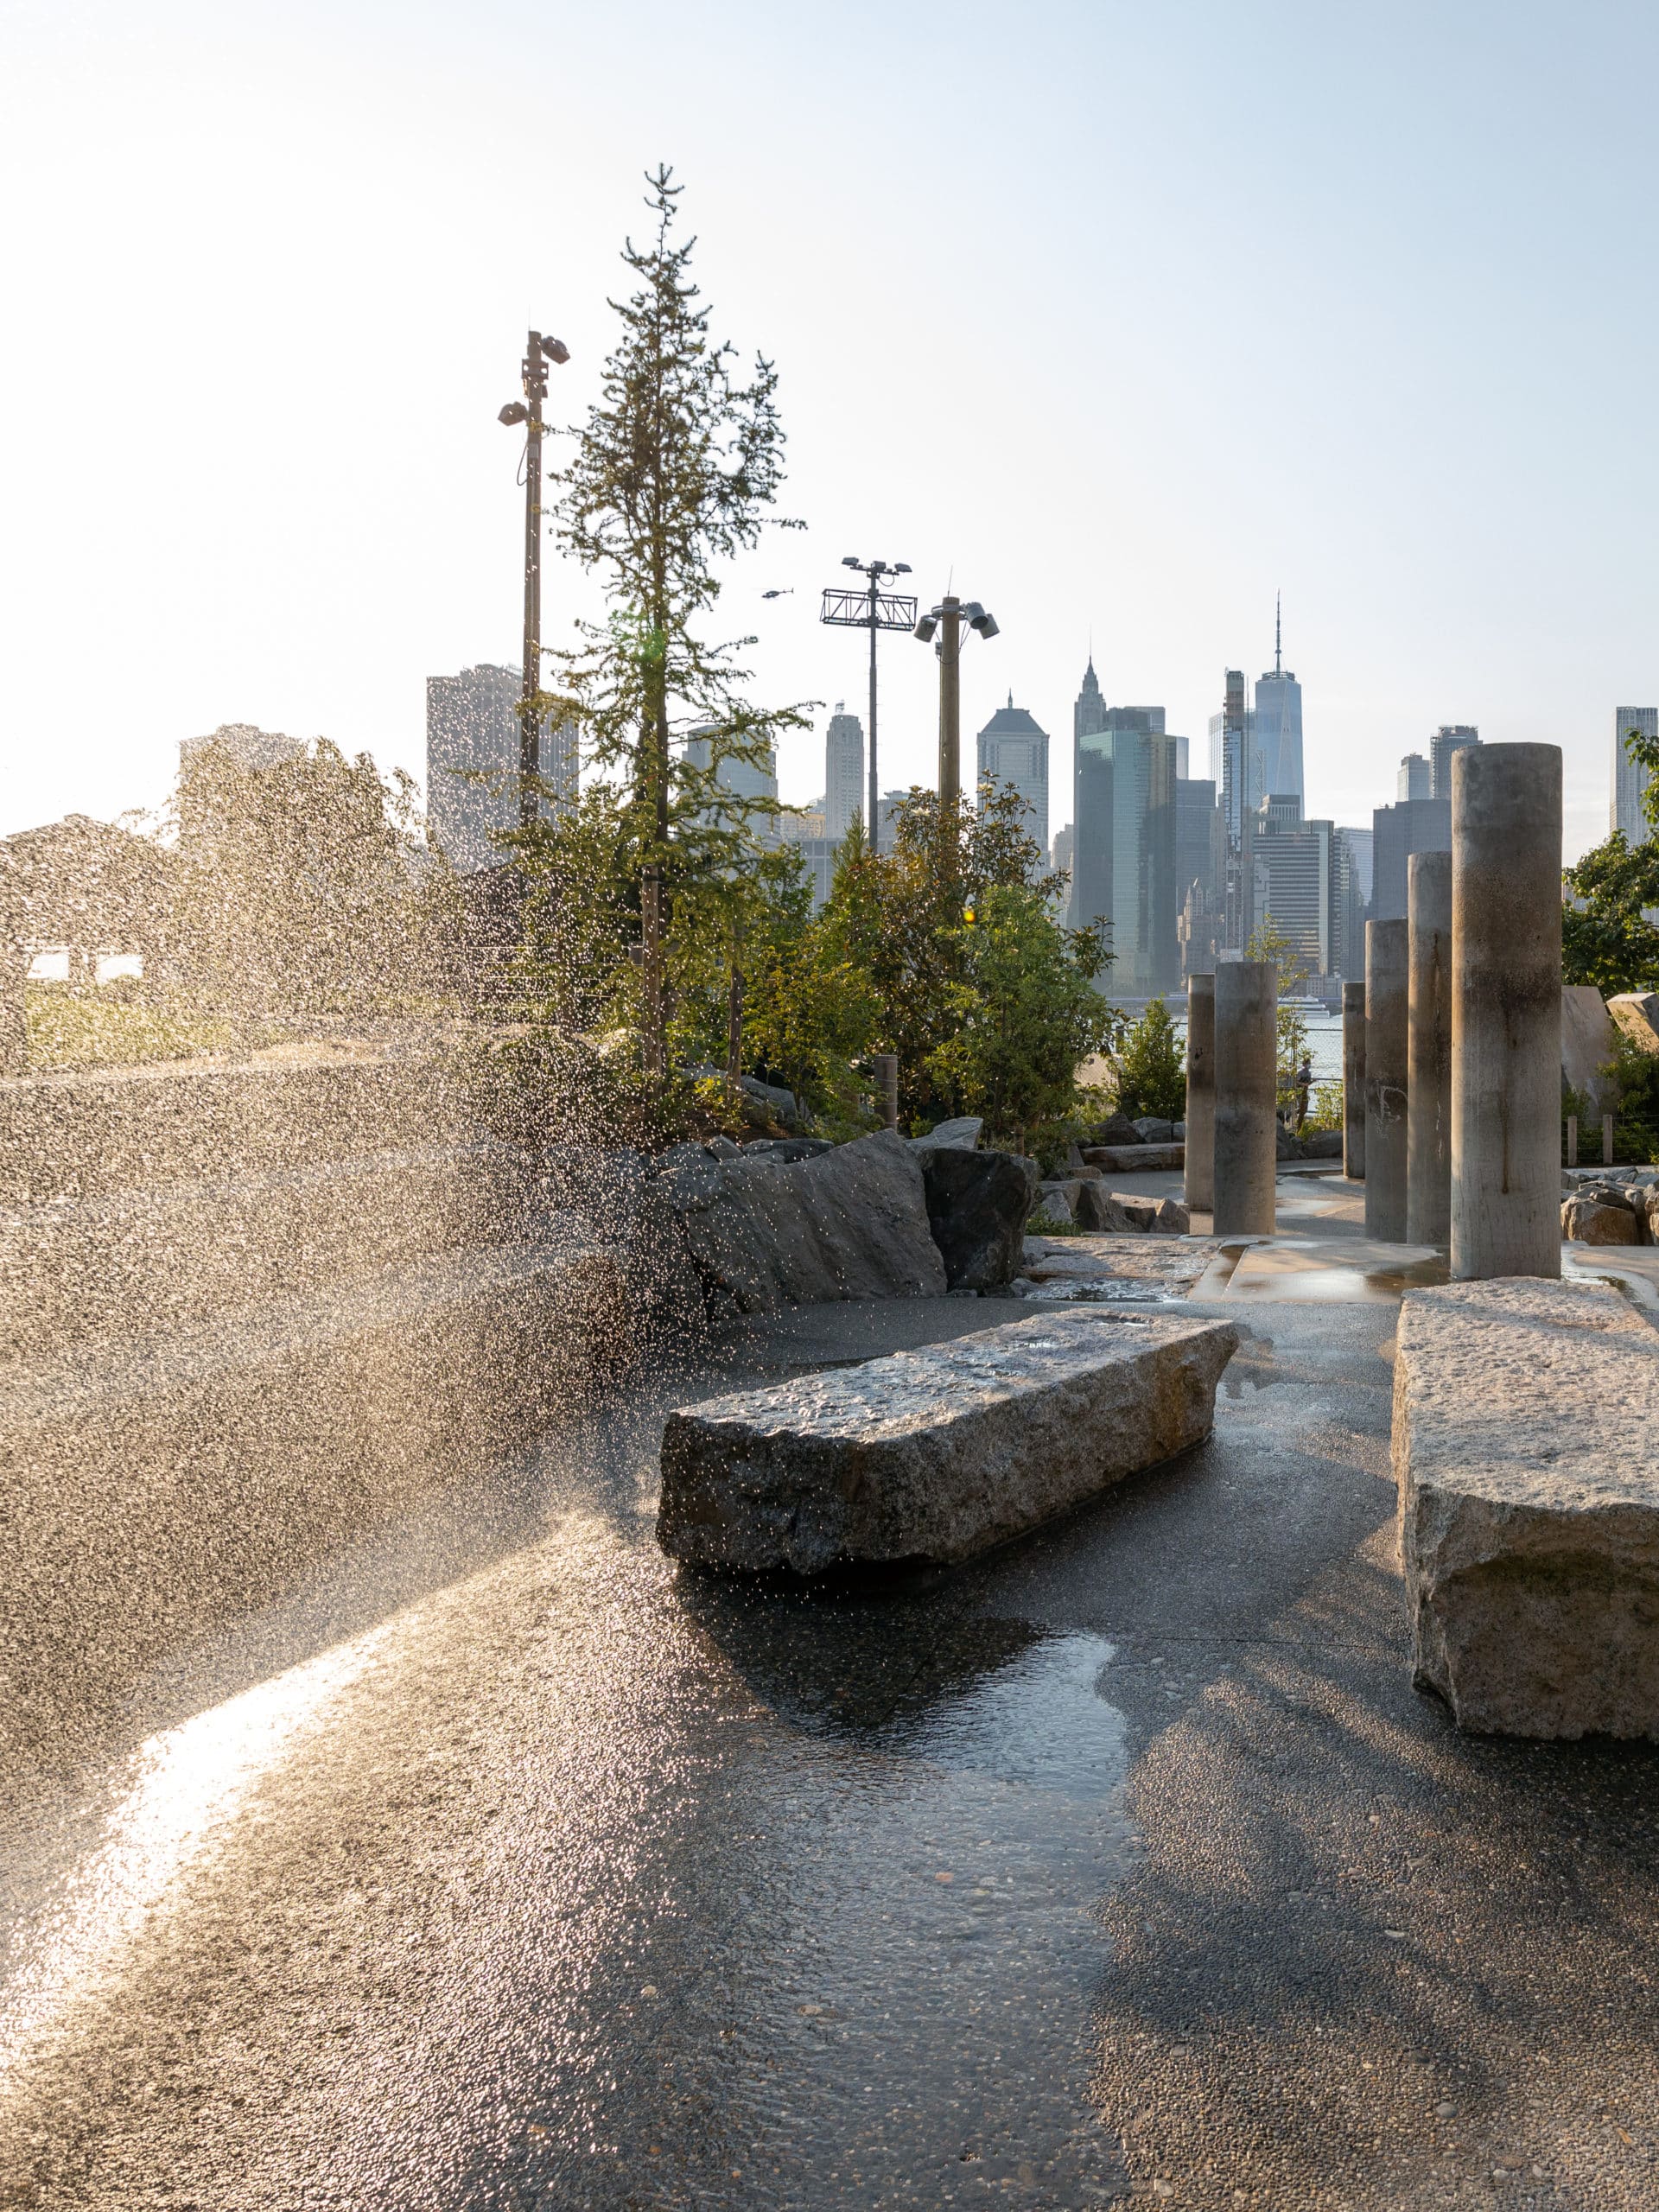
[3,1227,1657,2209]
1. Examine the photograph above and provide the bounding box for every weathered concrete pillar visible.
[1184,973,1216,1211]
[1364,918,1409,1243]
[1212,960,1276,1236]
[1342,980,1366,1180]
[1450,742,1563,1281]
[1406,850,1453,1244]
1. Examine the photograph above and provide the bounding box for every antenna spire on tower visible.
[1274,591,1282,677]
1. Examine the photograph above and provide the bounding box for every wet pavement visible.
[3,1183,1659,2209]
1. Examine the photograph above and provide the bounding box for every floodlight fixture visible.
[912,613,939,643]
[499,402,530,426]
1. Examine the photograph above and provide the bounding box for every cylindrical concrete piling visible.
[1212,960,1277,1236]
[1364,918,1410,1243]
[1184,973,1216,1212]
[1450,742,1563,1281]
[1406,850,1454,1244]
[1342,981,1366,1180]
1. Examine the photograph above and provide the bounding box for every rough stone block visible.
[1561,985,1618,1115]
[1560,1196,1640,1244]
[1395,1277,1659,1738]
[1082,1143,1185,1173]
[1608,991,1659,1057]
[660,1128,945,1315]
[911,1116,983,1153]
[920,1147,1040,1291]
[658,1308,1240,1573]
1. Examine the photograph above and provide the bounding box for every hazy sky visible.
[3,0,1654,859]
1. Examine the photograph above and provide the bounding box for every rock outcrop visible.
[919,1147,1039,1291]
[658,1128,946,1317]
[1560,1196,1640,1244]
[1608,990,1659,1058]
[1394,1277,1659,1738]
[912,1116,984,1153]
[658,1307,1240,1573]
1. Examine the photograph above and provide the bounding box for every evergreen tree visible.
[537,165,805,1079]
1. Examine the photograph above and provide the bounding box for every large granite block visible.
[659,1128,945,1315]
[1395,1278,1659,1738]
[658,1308,1238,1573]
[920,1146,1040,1290]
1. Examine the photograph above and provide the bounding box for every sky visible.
[2,0,1655,861]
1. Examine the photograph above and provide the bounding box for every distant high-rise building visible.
[1252,599,1303,805]
[1341,824,1374,906]
[1613,708,1658,839]
[1371,797,1451,923]
[1252,792,1333,979]
[1172,734,1190,779]
[776,798,827,844]
[1331,826,1370,982]
[1397,753,1430,801]
[685,726,779,842]
[1175,775,1224,929]
[824,704,864,841]
[1052,823,1074,881]
[1073,710,1179,994]
[1074,658,1109,747]
[977,695,1050,855]
[1430,724,1478,799]
[426,665,577,874]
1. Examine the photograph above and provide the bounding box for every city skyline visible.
[3,4,1653,868]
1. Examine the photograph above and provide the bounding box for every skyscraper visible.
[1252,598,1303,805]
[1371,797,1451,922]
[685,727,779,835]
[976,695,1050,854]
[823,704,865,841]
[1175,776,1224,922]
[1613,708,1657,839]
[1073,710,1179,994]
[426,664,577,874]
[1208,670,1256,946]
[1252,792,1333,981]
[1430,724,1478,798]
[1331,827,1370,983]
[1397,753,1430,801]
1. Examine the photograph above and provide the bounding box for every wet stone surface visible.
[1,1286,1657,2209]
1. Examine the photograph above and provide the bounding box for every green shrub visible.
[1113,997,1186,1122]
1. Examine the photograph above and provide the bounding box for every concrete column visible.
[1342,981,1366,1180]
[1364,918,1409,1243]
[1212,960,1276,1236]
[1184,973,1216,1211]
[1450,742,1563,1281]
[1406,850,1453,1244]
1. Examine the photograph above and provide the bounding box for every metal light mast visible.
[819,558,916,853]
[498,327,570,830]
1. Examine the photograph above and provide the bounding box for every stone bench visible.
[1394,1278,1659,1738]
[1082,1143,1185,1173]
[658,1307,1238,1574]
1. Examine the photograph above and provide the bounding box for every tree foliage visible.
[530,164,805,1075]
[1113,996,1187,1122]
[1563,722,1659,995]
[169,736,450,1014]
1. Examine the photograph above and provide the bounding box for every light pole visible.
[912,593,1000,823]
[498,327,570,831]
[818,558,916,853]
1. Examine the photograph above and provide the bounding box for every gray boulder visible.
[1395,1278,1659,1737]
[920,1147,1040,1290]
[658,1307,1240,1573]
[1074,1182,1140,1233]
[1275,1122,1306,1160]
[659,1129,945,1316]
[1132,1116,1175,1145]
[1561,1195,1640,1244]
[742,1137,835,1163]
[1300,1128,1344,1159]
[1092,1113,1141,1148]
[912,1116,983,1153]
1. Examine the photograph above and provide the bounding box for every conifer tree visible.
[543,166,804,1078]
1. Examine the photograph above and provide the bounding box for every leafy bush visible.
[1112,996,1186,1122]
